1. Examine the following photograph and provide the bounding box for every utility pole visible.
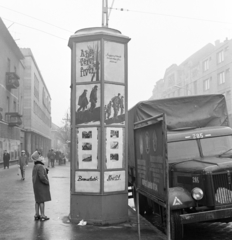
[102,0,108,27]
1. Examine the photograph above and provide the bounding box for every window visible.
[218,72,225,84]
[204,78,210,91]
[7,58,11,72]
[217,50,224,63]
[13,101,16,112]
[203,59,209,71]
[7,97,10,112]
[193,81,197,94]
[34,74,39,100]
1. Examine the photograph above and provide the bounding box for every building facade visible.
[0,18,24,165]
[0,18,52,167]
[20,48,52,157]
[151,39,232,125]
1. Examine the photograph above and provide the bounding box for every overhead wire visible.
[109,7,232,26]
[2,17,68,41]
[0,5,73,33]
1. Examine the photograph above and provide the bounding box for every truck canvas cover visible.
[128,94,229,169]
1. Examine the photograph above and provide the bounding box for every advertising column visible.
[68,27,130,224]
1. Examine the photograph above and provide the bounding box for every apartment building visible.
[0,18,52,167]
[0,18,25,165]
[151,38,232,125]
[20,48,51,156]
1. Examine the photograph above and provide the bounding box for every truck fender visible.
[169,187,195,210]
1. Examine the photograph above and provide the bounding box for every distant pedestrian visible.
[106,101,112,119]
[31,150,51,221]
[47,150,51,168]
[18,150,29,180]
[50,149,55,168]
[3,150,10,169]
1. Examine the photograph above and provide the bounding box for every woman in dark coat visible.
[31,151,51,221]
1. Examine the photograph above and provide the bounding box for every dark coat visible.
[32,161,51,203]
[3,153,10,161]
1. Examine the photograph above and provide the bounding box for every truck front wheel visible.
[171,210,183,240]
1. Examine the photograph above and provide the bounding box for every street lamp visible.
[174,85,191,95]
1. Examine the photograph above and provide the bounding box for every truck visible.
[128,94,232,240]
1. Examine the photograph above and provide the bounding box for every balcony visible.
[6,72,20,89]
[5,112,22,126]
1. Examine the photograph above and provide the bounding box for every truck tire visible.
[171,210,183,240]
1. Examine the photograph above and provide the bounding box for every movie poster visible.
[104,171,125,192]
[76,41,101,82]
[104,41,124,83]
[76,127,99,169]
[75,171,100,193]
[76,84,101,125]
[104,84,125,125]
[105,127,124,169]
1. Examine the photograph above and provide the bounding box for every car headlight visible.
[191,187,204,200]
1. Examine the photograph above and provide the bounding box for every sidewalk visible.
[0,162,166,240]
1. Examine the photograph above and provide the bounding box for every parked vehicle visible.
[128,94,232,240]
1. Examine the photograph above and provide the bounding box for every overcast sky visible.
[1,0,232,126]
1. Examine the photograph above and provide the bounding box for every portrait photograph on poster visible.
[76,41,101,82]
[105,127,124,169]
[76,84,101,125]
[104,84,125,125]
[77,127,99,169]
[104,41,124,83]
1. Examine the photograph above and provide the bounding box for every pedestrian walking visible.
[47,149,51,168]
[50,149,55,168]
[18,150,29,180]
[3,150,10,169]
[31,150,51,221]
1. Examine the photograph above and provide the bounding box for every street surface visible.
[0,162,166,240]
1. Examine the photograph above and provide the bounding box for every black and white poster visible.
[77,127,98,169]
[104,84,125,125]
[76,41,101,82]
[105,127,124,169]
[104,41,124,83]
[76,84,101,125]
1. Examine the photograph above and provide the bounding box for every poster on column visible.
[76,127,99,169]
[76,41,101,82]
[75,171,100,193]
[76,84,101,125]
[104,84,125,125]
[104,171,125,192]
[104,41,124,83]
[105,127,125,169]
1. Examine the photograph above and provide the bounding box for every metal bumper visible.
[180,207,232,224]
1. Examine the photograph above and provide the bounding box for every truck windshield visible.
[168,140,200,162]
[200,136,232,157]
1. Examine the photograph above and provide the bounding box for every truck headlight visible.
[191,187,204,200]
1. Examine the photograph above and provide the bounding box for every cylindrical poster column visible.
[68,27,130,224]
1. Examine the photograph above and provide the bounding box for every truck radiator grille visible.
[213,172,232,205]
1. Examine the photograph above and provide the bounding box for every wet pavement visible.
[0,162,166,240]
